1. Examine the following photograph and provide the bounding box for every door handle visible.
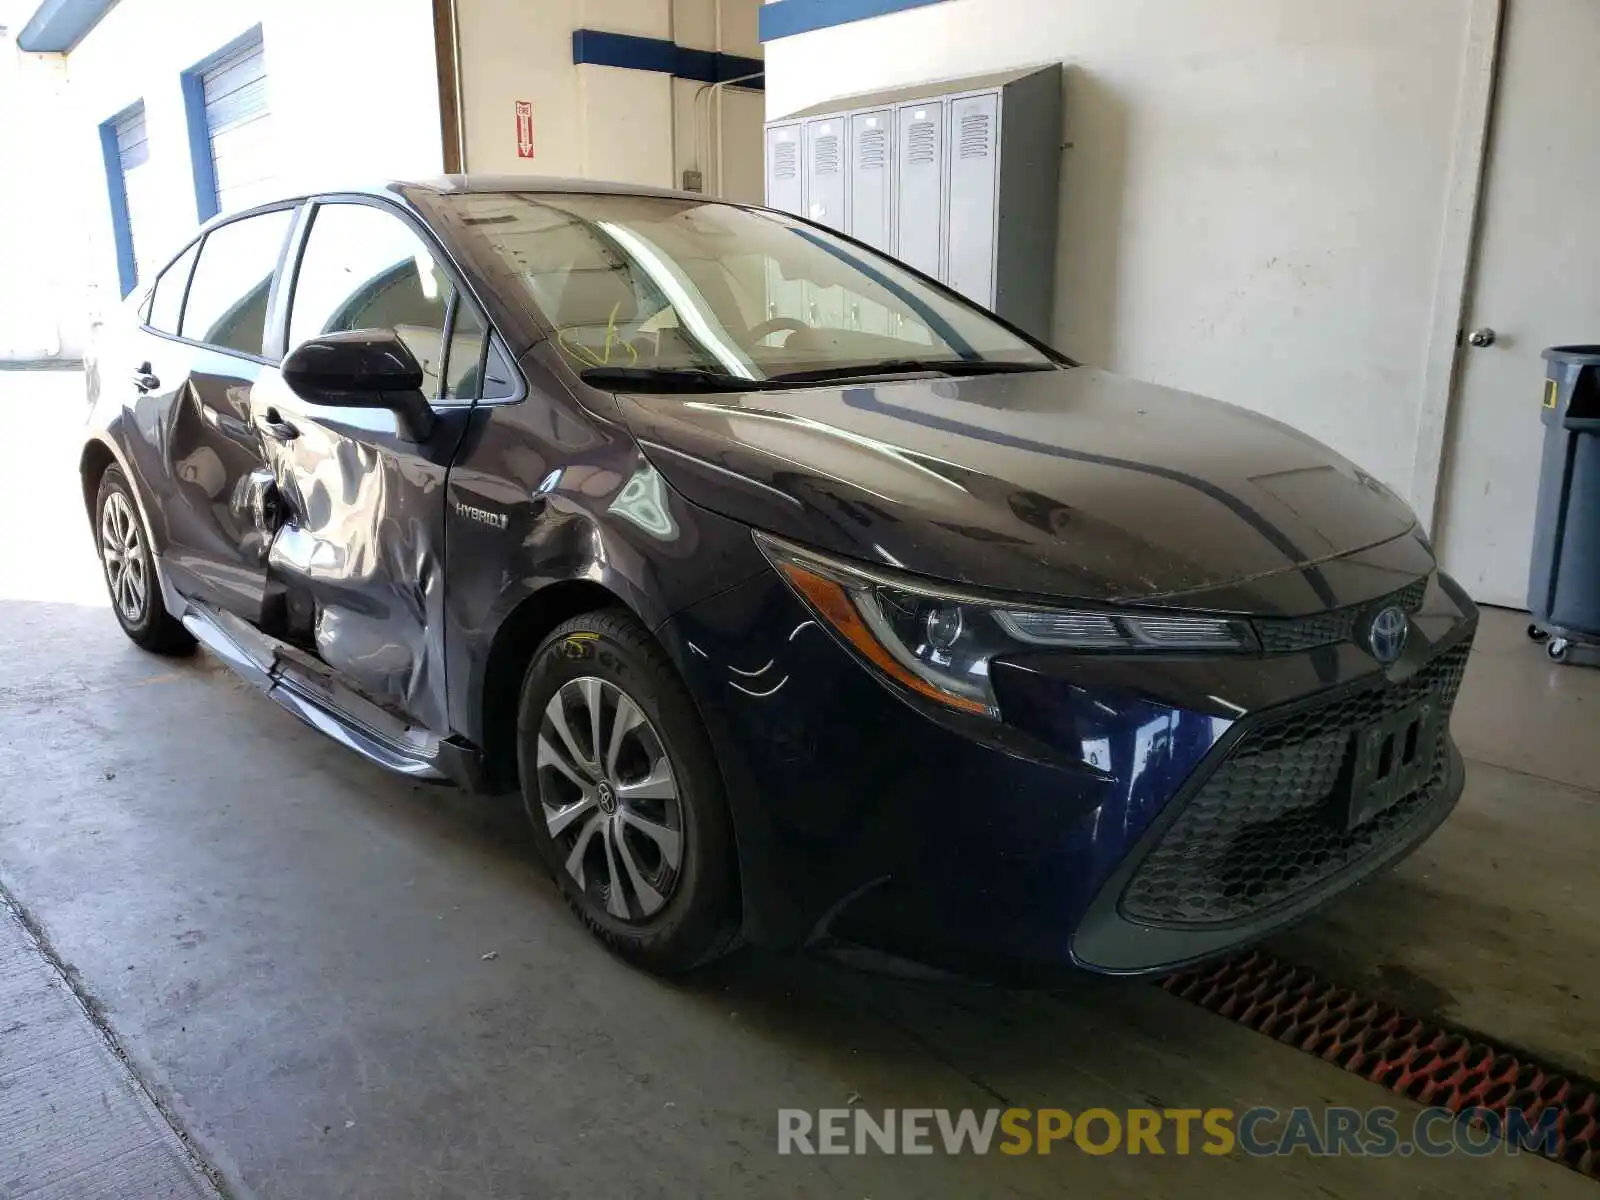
[131,363,160,391]
[257,407,299,441]
[1467,327,1497,348]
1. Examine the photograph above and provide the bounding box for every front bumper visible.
[657,536,1479,977]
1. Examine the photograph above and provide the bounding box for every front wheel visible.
[95,466,194,655]
[515,608,740,974]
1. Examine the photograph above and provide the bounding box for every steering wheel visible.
[747,316,810,345]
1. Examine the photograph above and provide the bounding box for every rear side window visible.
[147,241,200,335]
[288,202,455,396]
[181,208,294,357]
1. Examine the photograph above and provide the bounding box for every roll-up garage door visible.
[202,36,275,215]
[115,105,163,285]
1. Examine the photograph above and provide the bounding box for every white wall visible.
[0,35,85,358]
[455,0,764,202]
[62,0,443,322]
[764,0,1484,511]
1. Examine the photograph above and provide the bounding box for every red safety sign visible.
[515,101,535,159]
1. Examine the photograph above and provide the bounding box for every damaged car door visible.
[248,198,485,732]
[157,206,297,621]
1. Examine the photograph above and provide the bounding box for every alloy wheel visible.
[100,491,148,625]
[536,676,684,921]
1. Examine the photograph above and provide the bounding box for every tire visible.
[515,608,741,973]
[1547,638,1571,663]
[94,466,195,656]
[1527,623,1550,643]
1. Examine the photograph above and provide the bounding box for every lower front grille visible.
[1120,639,1471,928]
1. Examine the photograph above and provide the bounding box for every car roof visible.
[199,176,752,240]
[227,176,739,210]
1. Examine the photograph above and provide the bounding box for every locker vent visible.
[958,111,992,159]
[907,120,937,166]
[773,141,798,181]
[857,127,888,170]
[814,133,841,175]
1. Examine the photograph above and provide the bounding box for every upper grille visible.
[1119,637,1471,928]
[1255,577,1430,654]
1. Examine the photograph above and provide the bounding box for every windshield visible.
[444,191,1055,383]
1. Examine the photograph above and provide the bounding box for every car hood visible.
[617,366,1417,603]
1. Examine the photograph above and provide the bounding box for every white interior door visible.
[1436,0,1600,607]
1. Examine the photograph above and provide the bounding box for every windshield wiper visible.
[763,358,1057,385]
[580,366,773,393]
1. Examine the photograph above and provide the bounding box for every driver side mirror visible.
[281,329,436,442]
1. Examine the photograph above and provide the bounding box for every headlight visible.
[755,532,1255,719]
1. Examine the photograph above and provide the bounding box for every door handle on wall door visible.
[1467,327,1497,348]
[131,364,160,391]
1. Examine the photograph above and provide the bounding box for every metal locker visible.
[764,123,803,217]
[803,117,846,231]
[894,101,943,280]
[945,92,1000,307]
[765,64,1061,335]
[847,110,894,252]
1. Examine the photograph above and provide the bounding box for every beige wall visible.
[455,0,764,202]
[763,0,1490,517]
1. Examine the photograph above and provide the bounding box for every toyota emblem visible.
[1367,605,1409,664]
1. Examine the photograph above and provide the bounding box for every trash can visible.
[1526,345,1600,663]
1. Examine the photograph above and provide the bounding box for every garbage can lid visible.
[1543,344,1600,366]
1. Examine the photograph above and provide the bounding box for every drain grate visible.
[1162,949,1599,1178]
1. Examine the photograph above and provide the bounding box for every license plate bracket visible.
[1341,702,1437,830]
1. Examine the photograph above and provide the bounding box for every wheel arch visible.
[476,578,635,793]
[79,437,119,528]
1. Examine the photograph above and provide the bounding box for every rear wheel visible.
[95,466,194,655]
[516,609,740,973]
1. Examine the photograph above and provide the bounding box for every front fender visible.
[441,391,768,749]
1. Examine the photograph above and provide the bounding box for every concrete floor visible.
[2,370,1597,1197]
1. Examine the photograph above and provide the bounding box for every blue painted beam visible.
[758,0,948,42]
[16,0,118,52]
[571,29,764,90]
[180,71,220,223]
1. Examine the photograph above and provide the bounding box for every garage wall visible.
[64,0,443,322]
[762,0,1487,514]
[0,35,83,360]
[455,0,764,202]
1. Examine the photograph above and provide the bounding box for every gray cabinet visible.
[803,116,846,231]
[764,123,803,219]
[847,109,894,253]
[895,101,943,279]
[764,64,1062,337]
[945,92,1000,308]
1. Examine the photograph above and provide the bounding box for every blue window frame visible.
[97,101,147,298]
[181,26,270,222]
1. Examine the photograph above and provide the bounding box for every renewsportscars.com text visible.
[777,1106,1560,1158]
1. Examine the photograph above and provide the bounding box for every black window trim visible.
[139,198,304,366]
[283,193,525,410]
[143,237,201,339]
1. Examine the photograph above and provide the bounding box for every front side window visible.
[443,191,1053,384]
[147,241,200,335]
[181,208,294,356]
[442,303,517,401]
[288,202,455,396]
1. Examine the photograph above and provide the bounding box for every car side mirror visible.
[281,329,436,442]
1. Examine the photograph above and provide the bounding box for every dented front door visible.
[250,372,473,731]
[251,199,482,732]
